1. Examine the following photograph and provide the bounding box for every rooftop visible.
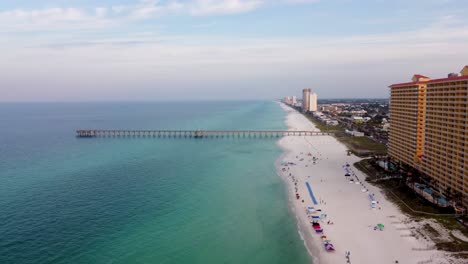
[413,74,429,78]
[389,68,468,88]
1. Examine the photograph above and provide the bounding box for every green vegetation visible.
[354,159,468,253]
[300,111,387,156]
[335,134,387,156]
[305,117,345,133]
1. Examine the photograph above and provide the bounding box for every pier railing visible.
[76,129,332,138]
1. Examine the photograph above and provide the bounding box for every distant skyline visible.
[1,0,468,101]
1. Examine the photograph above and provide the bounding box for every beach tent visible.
[377,223,384,230]
[324,243,335,251]
[307,207,316,214]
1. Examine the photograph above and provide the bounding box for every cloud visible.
[0,2,466,101]
[2,18,468,100]
[124,0,263,18]
[0,7,86,24]
[283,0,320,4]
[0,7,114,32]
[95,7,108,18]
[189,0,264,16]
[0,0,266,32]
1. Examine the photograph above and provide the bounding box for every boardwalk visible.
[76,129,332,138]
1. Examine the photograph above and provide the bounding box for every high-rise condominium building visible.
[309,92,318,112]
[302,88,318,112]
[389,66,468,205]
[302,88,311,112]
[292,96,297,105]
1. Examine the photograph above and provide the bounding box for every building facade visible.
[292,96,297,105]
[309,92,318,112]
[302,88,317,112]
[389,66,468,205]
[302,88,311,112]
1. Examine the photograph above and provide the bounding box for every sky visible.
[1,0,468,101]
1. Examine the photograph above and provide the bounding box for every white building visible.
[302,89,318,112]
[309,92,317,112]
[326,120,339,126]
[345,129,365,137]
[352,116,364,123]
[292,96,297,105]
[382,123,390,132]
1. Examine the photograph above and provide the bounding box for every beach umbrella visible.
[377,223,384,229]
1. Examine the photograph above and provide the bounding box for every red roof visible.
[389,75,468,88]
[426,75,468,84]
[413,74,429,78]
[389,81,421,88]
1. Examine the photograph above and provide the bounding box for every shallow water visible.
[0,101,310,264]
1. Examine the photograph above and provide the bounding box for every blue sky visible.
[1,0,468,101]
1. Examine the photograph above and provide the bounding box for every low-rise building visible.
[352,116,364,123]
[345,130,365,137]
[325,120,339,126]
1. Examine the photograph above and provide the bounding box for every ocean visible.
[0,101,311,264]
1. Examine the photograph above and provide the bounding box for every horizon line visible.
[0,98,389,103]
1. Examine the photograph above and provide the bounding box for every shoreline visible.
[275,102,458,264]
[274,106,322,264]
[274,146,321,264]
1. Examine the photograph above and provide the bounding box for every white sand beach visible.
[276,103,458,264]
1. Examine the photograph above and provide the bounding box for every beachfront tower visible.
[309,92,318,112]
[388,66,468,206]
[302,88,311,112]
[292,96,297,105]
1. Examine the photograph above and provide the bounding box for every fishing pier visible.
[76,129,331,138]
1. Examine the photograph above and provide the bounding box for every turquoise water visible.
[0,101,310,264]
